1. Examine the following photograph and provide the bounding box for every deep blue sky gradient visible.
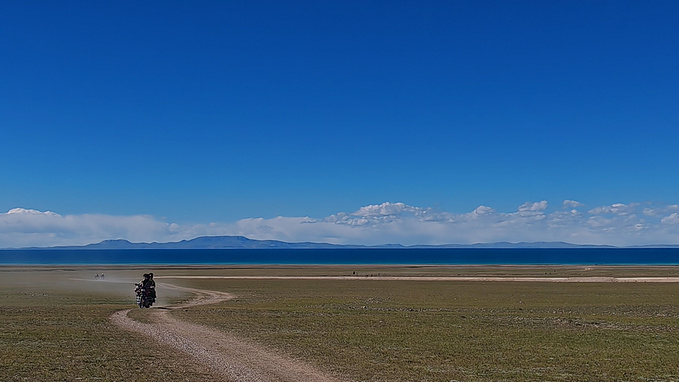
[2,1,678,223]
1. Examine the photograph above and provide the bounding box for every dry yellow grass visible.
[3,265,679,381]
[0,267,218,381]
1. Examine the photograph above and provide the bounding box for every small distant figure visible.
[95,273,100,280]
[100,273,105,280]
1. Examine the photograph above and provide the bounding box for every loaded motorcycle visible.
[134,282,155,308]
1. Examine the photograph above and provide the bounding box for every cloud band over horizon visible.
[3,201,679,249]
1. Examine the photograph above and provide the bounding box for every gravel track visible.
[110,284,339,382]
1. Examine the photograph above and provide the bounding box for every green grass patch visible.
[172,277,679,381]
[4,265,679,381]
[0,267,218,382]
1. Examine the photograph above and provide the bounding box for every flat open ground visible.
[2,265,679,381]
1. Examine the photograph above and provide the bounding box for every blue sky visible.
[2,1,679,247]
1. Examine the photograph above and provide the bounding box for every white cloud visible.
[323,202,451,226]
[661,213,679,225]
[644,204,679,217]
[5,200,679,248]
[7,208,61,217]
[510,201,548,220]
[471,205,495,216]
[588,203,639,216]
[0,209,178,248]
[562,200,584,209]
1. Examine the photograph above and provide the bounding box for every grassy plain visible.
[0,267,219,382]
[2,265,679,381]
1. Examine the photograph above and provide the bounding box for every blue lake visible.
[2,248,679,265]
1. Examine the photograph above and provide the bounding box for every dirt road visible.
[110,284,339,382]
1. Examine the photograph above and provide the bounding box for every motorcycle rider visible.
[135,273,157,307]
[140,273,156,299]
[148,273,156,301]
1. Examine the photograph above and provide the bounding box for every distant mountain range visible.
[22,235,669,250]
[60,236,352,250]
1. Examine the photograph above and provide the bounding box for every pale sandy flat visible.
[157,275,679,282]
